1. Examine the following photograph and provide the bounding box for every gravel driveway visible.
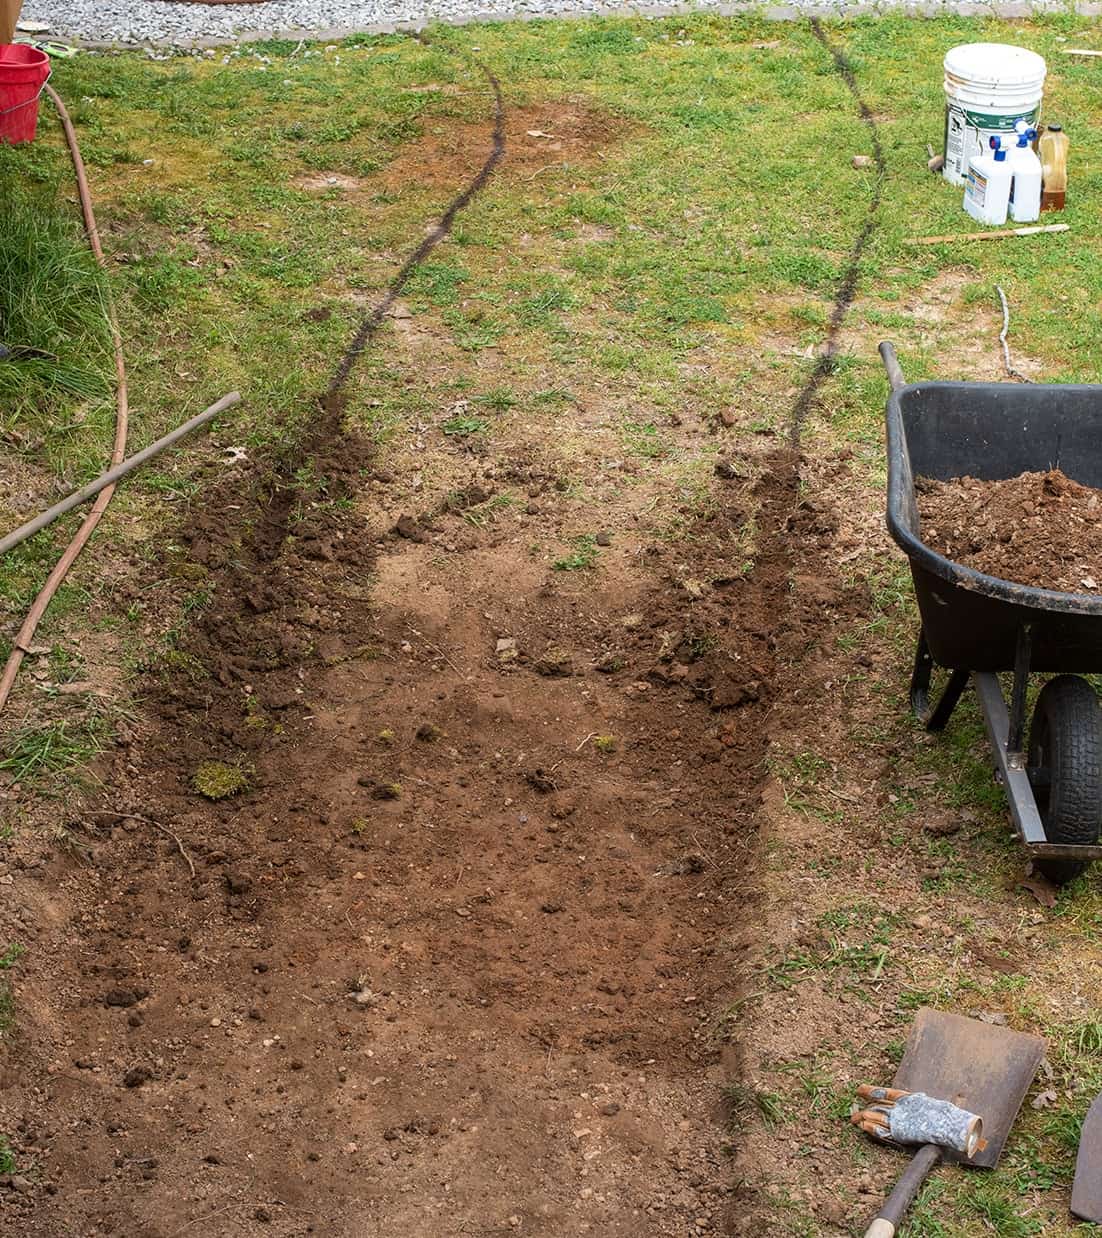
[21,0,758,45]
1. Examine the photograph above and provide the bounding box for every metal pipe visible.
[0,391,241,556]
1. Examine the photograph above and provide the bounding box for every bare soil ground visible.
[0,372,854,1237]
[0,88,862,1231]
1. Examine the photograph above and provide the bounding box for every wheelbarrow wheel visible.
[1027,675,1102,885]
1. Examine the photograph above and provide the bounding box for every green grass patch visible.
[0,719,107,784]
[0,944,23,1038]
[0,184,112,438]
[553,534,599,571]
[442,413,490,437]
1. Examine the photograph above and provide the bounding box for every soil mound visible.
[917,468,1102,593]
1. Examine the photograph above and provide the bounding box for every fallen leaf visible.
[976,1011,1008,1025]
[1031,1089,1058,1110]
[1019,875,1059,908]
[922,811,961,837]
[965,940,1022,975]
[526,129,555,139]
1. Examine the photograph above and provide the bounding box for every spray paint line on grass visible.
[325,34,505,402]
[788,18,886,446]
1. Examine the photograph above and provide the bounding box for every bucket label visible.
[943,101,1040,184]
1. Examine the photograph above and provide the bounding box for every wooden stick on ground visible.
[905,223,1070,246]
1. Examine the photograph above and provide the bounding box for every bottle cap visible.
[989,135,1003,151]
[1047,123,1063,132]
[994,149,1007,162]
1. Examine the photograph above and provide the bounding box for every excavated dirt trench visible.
[0,30,875,1238]
[1,421,853,1238]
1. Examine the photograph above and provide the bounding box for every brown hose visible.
[0,84,129,714]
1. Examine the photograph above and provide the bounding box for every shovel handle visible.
[863,1144,941,1238]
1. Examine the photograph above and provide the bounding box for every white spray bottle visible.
[1007,119,1042,223]
[964,136,1012,226]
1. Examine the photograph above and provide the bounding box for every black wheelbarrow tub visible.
[886,380,1102,673]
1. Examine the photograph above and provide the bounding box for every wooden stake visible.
[905,223,1070,246]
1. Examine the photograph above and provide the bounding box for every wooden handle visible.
[864,1222,895,1238]
[863,1144,941,1238]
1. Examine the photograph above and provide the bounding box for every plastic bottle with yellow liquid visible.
[1038,124,1069,212]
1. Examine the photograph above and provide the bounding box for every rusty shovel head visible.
[891,1008,1045,1169]
[1071,1092,1102,1222]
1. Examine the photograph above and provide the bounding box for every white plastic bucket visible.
[943,43,1046,184]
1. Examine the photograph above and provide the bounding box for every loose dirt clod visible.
[917,469,1102,592]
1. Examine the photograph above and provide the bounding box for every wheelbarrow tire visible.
[1028,675,1102,885]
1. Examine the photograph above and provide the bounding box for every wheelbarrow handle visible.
[879,341,906,393]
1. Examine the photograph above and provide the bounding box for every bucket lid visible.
[944,42,1046,87]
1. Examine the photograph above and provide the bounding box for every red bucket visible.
[0,45,50,145]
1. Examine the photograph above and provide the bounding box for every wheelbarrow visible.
[881,341,1102,885]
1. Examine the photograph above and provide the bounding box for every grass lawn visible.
[2,12,1102,1235]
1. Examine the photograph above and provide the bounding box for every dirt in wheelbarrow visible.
[917,468,1102,594]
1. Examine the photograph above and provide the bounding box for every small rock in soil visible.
[534,648,572,677]
[710,677,761,710]
[526,769,556,794]
[714,459,740,480]
[393,515,425,542]
[818,1198,849,1227]
[122,1066,152,1089]
[921,812,961,836]
[595,531,612,546]
[658,853,707,876]
[104,988,145,1008]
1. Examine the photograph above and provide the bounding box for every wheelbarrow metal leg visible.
[910,630,968,732]
[974,671,1047,847]
[1006,623,1033,762]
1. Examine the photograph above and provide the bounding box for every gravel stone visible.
[23,0,1034,49]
